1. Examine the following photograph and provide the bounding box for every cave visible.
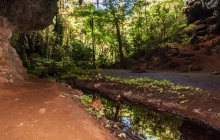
[0,0,58,84]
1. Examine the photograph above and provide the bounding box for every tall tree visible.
[71,3,106,68]
[106,0,124,65]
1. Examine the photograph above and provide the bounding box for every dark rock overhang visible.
[0,0,58,32]
[183,0,220,24]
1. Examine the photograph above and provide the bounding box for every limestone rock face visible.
[0,17,28,84]
[0,0,58,32]
[0,0,58,84]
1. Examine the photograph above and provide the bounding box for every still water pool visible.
[82,93,220,140]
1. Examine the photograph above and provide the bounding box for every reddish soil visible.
[0,78,117,140]
[157,36,220,72]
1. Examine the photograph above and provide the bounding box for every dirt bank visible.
[65,69,220,130]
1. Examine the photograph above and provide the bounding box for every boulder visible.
[190,34,199,44]
[196,30,208,36]
[194,20,202,25]
[205,16,218,25]
[184,27,194,36]
[194,24,207,32]
[190,34,204,44]
[189,65,202,71]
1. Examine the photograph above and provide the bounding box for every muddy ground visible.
[0,78,117,140]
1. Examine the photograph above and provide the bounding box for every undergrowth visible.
[27,59,203,96]
[104,75,203,95]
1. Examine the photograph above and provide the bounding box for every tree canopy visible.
[14,0,187,69]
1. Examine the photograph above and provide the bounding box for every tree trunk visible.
[114,104,120,121]
[108,0,124,66]
[114,16,124,62]
[46,27,50,61]
[91,17,96,69]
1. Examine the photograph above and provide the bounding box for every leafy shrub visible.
[71,41,93,69]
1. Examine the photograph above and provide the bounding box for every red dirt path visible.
[0,78,117,140]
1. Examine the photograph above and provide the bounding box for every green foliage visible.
[97,53,111,68]
[23,0,188,70]
[59,63,94,80]
[181,34,191,45]
[105,75,202,94]
[53,14,65,46]
[27,69,48,78]
[81,94,93,105]
[71,41,93,69]
[180,24,195,45]
[213,71,219,75]
[168,23,187,42]
[11,33,20,47]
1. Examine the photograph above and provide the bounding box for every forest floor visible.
[0,78,117,140]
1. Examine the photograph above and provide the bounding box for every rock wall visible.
[183,0,220,44]
[0,0,58,84]
[183,0,220,34]
[0,17,27,84]
[0,0,58,32]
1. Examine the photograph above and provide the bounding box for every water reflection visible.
[84,94,182,139]
[82,94,220,140]
[104,100,182,139]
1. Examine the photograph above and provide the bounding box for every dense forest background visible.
[12,0,188,72]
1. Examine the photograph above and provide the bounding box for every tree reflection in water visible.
[85,94,182,139]
[83,94,220,140]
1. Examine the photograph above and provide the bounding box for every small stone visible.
[71,89,83,96]
[113,123,118,128]
[90,99,104,110]
[39,108,46,114]
[94,83,101,88]
[189,65,202,71]
[115,95,121,101]
[123,91,132,97]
